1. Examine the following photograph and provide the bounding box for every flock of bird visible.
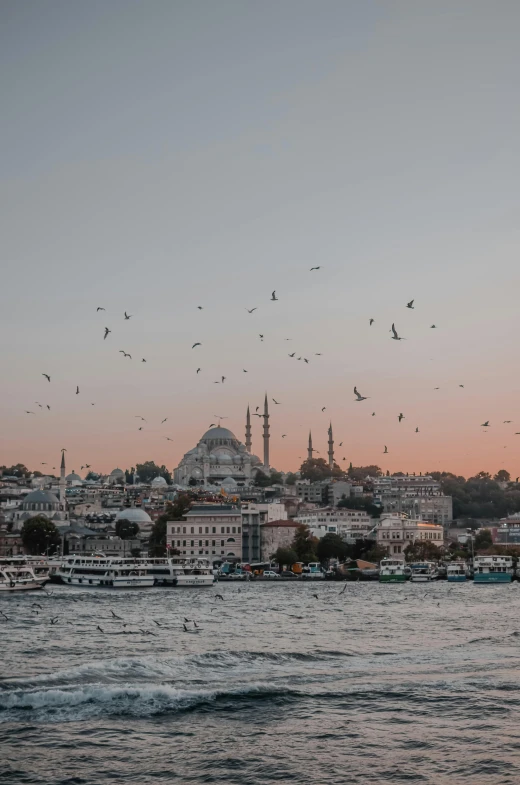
[21,267,517,472]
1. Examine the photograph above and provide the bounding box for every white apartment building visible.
[166,504,242,561]
[295,508,374,543]
[376,513,444,561]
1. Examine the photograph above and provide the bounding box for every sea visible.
[1,580,520,785]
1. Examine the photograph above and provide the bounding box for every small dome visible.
[213,450,233,464]
[66,472,82,483]
[110,468,125,477]
[151,476,167,487]
[22,489,60,507]
[114,508,152,524]
[221,477,237,486]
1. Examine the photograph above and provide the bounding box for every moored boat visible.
[473,555,513,584]
[410,562,439,582]
[57,556,154,588]
[0,565,44,592]
[447,562,469,582]
[139,557,215,587]
[379,559,409,582]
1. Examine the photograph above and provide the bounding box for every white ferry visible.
[410,562,439,582]
[379,559,409,582]
[57,556,154,588]
[0,565,44,592]
[473,555,513,584]
[447,562,469,582]
[137,557,215,587]
[0,557,50,586]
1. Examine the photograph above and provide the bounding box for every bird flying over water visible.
[369,318,374,326]
[383,446,388,454]
[42,374,51,382]
[192,343,201,349]
[273,398,281,404]
[246,308,257,313]
[310,266,321,271]
[391,323,403,340]
[481,421,490,427]
[271,291,278,301]
[124,312,132,320]
[96,307,105,311]
[354,386,369,401]
[398,413,404,422]
[406,299,414,309]
[104,327,111,340]
[76,386,80,394]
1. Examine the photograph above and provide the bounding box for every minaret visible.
[59,450,66,509]
[328,422,334,469]
[263,393,270,471]
[245,405,252,453]
[308,431,313,461]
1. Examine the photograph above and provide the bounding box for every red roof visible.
[261,520,300,527]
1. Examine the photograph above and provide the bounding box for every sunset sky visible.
[2,0,520,479]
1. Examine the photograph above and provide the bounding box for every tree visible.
[135,461,172,484]
[292,524,319,562]
[125,467,135,484]
[337,495,381,518]
[254,470,272,487]
[347,465,382,482]
[404,539,441,562]
[85,471,100,481]
[270,471,283,485]
[273,547,297,569]
[0,463,30,478]
[316,533,348,563]
[148,495,192,557]
[115,519,139,539]
[285,473,298,486]
[21,516,60,555]
[299,458,344,483]
[474,529,493,551]
[362,544,389,563]
[494,470,511,483]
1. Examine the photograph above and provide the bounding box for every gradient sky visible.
[2,0,520,479]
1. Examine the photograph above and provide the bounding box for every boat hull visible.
[411,576,437,582]
[379,574,408,582]
[59,575,154,588]
[0,581,43,592]
[474,573,512,584]
[447,575,467,582]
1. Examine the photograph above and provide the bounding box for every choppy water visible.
[2,581,520,784]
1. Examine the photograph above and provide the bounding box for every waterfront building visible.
[240,502,288,563]
[376,513,444,560]
[166,503,242,561]
[114,505,153,532]
[260,520,300,560]
[371,474,453,524]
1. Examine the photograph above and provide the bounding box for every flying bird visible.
[259,334,264,341]
[415,427,419,433]
[36,402,42,408]
[391,323,403,341]
[282,434,287,438]
[192,343,202,349]
[372,412,376,416]
[430,325,436,329]
[76,386,80,395]
[141,358,146,363]
[165,437,173,441]
[161,418,168,424]
[459,384,464,388]
[321,407,326,412]
[221,376,226,383]
[354,386,369,401]
[310,266,321,271]
[272,398,281,404]
[481,421,490,427]
[42,373,51,382]
[124,312,132,320]
[197,306,203,310]
[383,446,388,454]
[271,291,278,301]
[369,318,374,326]
[289,352,295,357]
[135,416,146,421]
[398,413,404,422]
[138,427,143,431]
[406,299,414,309]
[246,308,257,313]
[96,307,105,311]
[104,327,111,340]
[47,405,51,410]
[120,352,131,358]
[304,358,309,363]
[196,368,201,374]
[503,420,512,424]
[243,369,248,373]
[315,353,322,356]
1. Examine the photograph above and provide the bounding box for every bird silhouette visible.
[96,307,105,311]
[504,420,512,424]
[406,299,414,309]
[197,306,203,310]
[369,318,374,326]
[271,291,278,301]
[383,446,388,454]
[138,427,143,431]
[141,358,146,363]
[398,413,404,422]
[259,334,264,341]
[165,437,174,441]
[76,386,80,395]
[192,343,201,349]
[481,421,490,427]
[124,312,132,320]
[273,398,281,404]
[104,327,111,340]
[135,416,146,421]
[161,418,168,424]
[221,376,226,383]
[304,358,309,363]
[459,384,464,388]
[372,412,376,416]
[415,427,419,433]
[243,369,248,373]
[46,405,51,410]
[246,308,257,313]
[315,353,322,356]
[310,266,321,271]
[354,386,369,401]
[36,402,42,408]
[289,352,295,357]
[282,434,287,438]
[391,323,403,340]
[42,374,51,382]
[196,368,201,374]
[430,324,436,328]
[322,407,326,412]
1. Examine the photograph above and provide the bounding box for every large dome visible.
[23,489,60,506]
[200,427,237,442]
[110,468,125,477]
[114,508,152,524]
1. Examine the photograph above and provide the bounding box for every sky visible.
[2,0,520,479]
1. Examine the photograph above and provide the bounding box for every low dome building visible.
[66,471,83,486]
[108,468,126,486]
[151,476,168,488]
[12,488,67,530]
[114,506,152,530]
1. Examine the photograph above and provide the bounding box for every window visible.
[221,540,224,547]
[212,540,215,546]
[232,527,236,534]
[182,540,186,547]
[212,527,216,534]
[191,527,194,534]
[205,540,209,546]
[199,527,202,534]
[191,540,194,547]
[199,540,202,547]
[205,527,208,534]
[182,527,186,534]
[221,527,225,534]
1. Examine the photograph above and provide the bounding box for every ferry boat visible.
[446,562,469,582]
[0,557,50,586]
[473,555,513,584]
[0,565,44,592]
[137,557,215,587]
[410,562,439,582]
[57,556,154,588]
[379,559,409,582]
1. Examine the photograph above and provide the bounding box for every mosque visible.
[12,450,69,530]
[173,396,273,488]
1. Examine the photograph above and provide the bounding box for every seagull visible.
[243,369,248,373]
[192,343,201,349]
[246,308,257,313]
[383,446,388,454]
[47,405,51,410]
[141,358,146,362]
[165,437,173,441]
[321,407,326,412]
[197,306,203,310]
[459,384,464,388]
[120,352,132,358]
[504,420,512,424]
[282,434,287,438]
[221,376,226,383]
[135,416,146,421]
[391,323,403,340]
[196,367,201,374]
[406,299,414,309]
[259,334,264,341]
[138,427,143,431]
[398,413,404,422]
[369,318,374,326]
[272,399,281,405]
[124,312,132,320]
[315,353,322,356]
[304,358,309,363]
[35,402,43,408]
[415,427,419,433]
[481,421,490,427]
[271,291,278,301]
[289,352,295,357]
[85,464,91,468]
[310,266,321,271]
[372,412,376,416]
[161,418,168,424]
[104,327,111,340]
[75,386,80,394]
[255,407,259,412]
[339,442,343,446]
[354,386,369,401]
[214,594,224,601]
[430,325,436,329]
[42,374,51,382]
[434,387,440,390]
[97,625,104,633]
[96,307,105,311]
[110,610,123,620]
